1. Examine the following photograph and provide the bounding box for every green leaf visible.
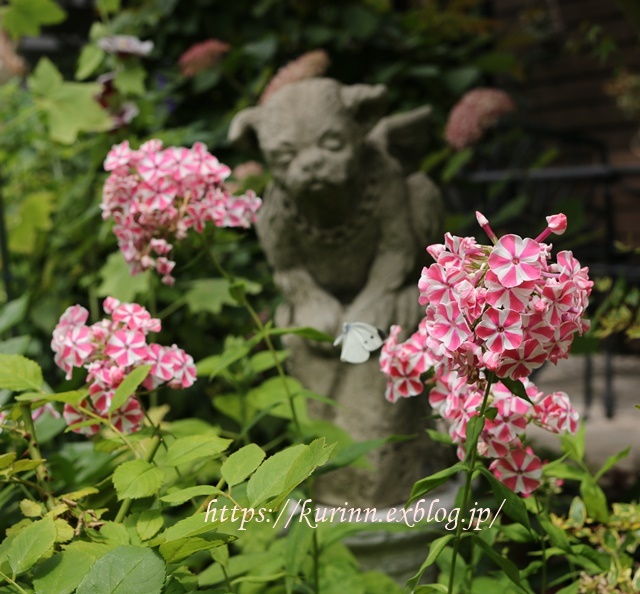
[561,424,585,463]
[8,516,56,575]
[2,0,66,40]
[406,534,456,590]
[580,479,609,522]
[595,446,630,480]
[159,533,233,564]
[442,147,473,181]
[114,63,146,96]
[110,365,151,412]
[196,345,251,378]
[442,66,480,94]
[29,58,112,144]
[33,550,95,594]
[475,538,524,590]
[96,252,151,302]
[249,350,289,374]
[96,0,121,14]
[221,444,266,487]
[499,377,533,404]
[267,438,335,510]
[76,546,165,594]
[136,510,164,541]
[0,354,43,392]
[76,45,105,80]
[426,429,453,445]
[479,466,531,532]
[164,435,232,467]
[464,416,485,459]
[160,486,222,506]
[185,278,261,315]
[15,390,85,405]
[539,516,571,552]
[0,453,17,469]
[264,326,335,342]
[0,295,28,334]
[9,192,56,254]
[112,459,164,500]
[0,335,31,355]
[19,499,43,518]
[247,440,334,508]
[408,462,464,505]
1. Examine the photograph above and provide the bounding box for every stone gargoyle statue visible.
[229,78,444,507]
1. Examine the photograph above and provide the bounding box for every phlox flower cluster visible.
[101,139,262,285]
[51,297,196,436]
[380,212,591,495]
[430,372,577,495]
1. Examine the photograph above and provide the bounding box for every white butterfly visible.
[334,322,385,364]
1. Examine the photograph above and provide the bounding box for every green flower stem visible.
[536,497,548,594]
[19,404,55,511]
[114,434,162,523]
[202,237,302,440]
[447,372,494,594]
[0,569,28,594]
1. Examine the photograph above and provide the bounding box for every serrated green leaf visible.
[110,365,151,412]
[159,533,233,564]
[54,519,74,543]
[164,435,232,467]
[136,510,163,541]
[247,439,334,508]
[160,485,222,506]
[0,354,43,391]
[8,516,56,575]
[19,499,43,518]
[76,546,165,594]
[112,459,163,500]
[33,550,95,594]
[221,444,266,487]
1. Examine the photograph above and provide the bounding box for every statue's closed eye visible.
[319,133,344,151]
[271,149,295,167]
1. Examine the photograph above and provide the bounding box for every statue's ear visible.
[340,84,388,132]
[228,107,262,153]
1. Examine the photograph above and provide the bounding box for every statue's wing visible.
[366,105,432,175]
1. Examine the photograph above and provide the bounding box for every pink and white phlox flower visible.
[488,234,542,288]
[490,446,542,496]
[475,307,523,353]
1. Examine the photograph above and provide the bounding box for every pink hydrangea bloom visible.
[101,139,261,285]
[445,88,516,150]
[51,299,197,436]
[179,39,230,77]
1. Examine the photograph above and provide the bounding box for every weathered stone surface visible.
[229,78,445,507]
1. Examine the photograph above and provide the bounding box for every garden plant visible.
[0,1,638,594]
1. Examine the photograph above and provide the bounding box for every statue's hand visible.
[343,291,396,332]
[292,292,344,354]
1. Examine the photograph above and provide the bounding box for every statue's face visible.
[255,85,362,200]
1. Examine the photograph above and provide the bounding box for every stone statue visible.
[229,78,444,507]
